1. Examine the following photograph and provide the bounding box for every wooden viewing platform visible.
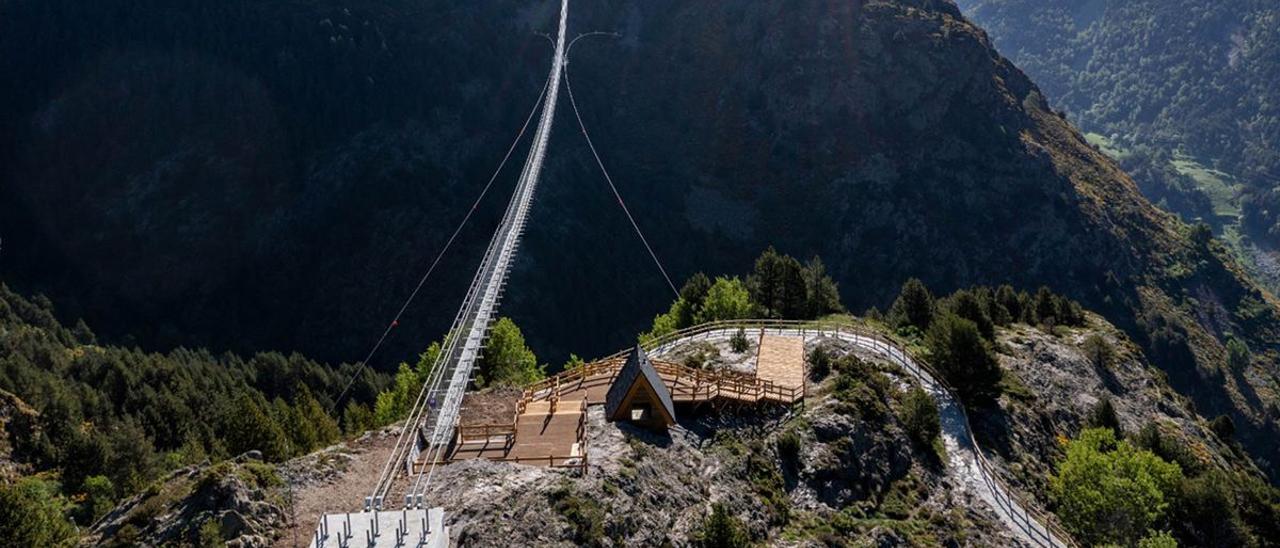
[433,335,807,470]
[755,334,806,393]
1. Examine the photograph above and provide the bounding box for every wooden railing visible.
[455,423,516,445]
[521,352,804,407]
[598,319,1075,548]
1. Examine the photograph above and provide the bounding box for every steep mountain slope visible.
[1,0,1278,476]
[954,0,1280,278]
[0,282,386,535]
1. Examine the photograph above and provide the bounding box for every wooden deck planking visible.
[446,347,807,468]
[755,335,805,393]
[444,399,585,465]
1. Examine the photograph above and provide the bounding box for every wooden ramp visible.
[755,334,805,394]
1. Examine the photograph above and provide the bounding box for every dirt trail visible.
[274,427,402,548]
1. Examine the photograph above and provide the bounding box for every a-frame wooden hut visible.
[604,345,676,429]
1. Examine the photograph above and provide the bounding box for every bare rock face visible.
[976,315,1250,501]
[82,453,287,547]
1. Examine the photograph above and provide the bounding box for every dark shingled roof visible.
[605,345,675,424]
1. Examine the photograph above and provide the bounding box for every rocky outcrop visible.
[83,452,287,547]
[977,315,1253,501]
[409,339,1025,546]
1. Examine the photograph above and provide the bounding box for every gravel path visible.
[275,428,403,548]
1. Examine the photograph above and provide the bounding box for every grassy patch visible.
[745,441,790,525]
[1171,151,1239,219]
[1084,132,1131,160]
[549,483,607,547]
[997,374,1036,403]
[240,462,282,489]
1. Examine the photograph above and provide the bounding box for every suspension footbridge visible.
[305,0,1070,544]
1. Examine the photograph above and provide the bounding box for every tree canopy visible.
[1051,428,1183,546]
[477,317,545,388]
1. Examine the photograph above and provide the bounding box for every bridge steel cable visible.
[563,37,680,298]
[407,0,572,501]
[325,75,552,417]
[360,74,555,505]
[363,0,572,508]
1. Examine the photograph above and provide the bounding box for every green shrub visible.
[1170,470,1250,546]
[1086,395,1122,436]
[196,518,224,547]
[746,441,789,525]
[81,474,116,522]
[695,503,748,548]
[1210,415,1235,442]
[808,345,833,381]
[242,462,282,489]
[1082,334,1114,369]
[477,317,545,387]
[1226,336,1250,372]
[1132,423,1203,476]
[697,277,756,324]
[549,485,605,547]
[1137,530,1178,548]
[0,477,76,547]
[831,358,889,420]
[900,387,940,448]
[775,430,801,469]
[730,327,750,353]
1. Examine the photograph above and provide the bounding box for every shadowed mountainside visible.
[1,0,1278,477]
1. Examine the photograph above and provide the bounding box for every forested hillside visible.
[0,283,388,535]
[955,0,1280,278]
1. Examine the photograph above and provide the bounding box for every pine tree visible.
[1226,336,1250,372]
[698,503,748,548]
[925,313,1002,404]
[1033,286,1058,326]
[748,247,806,319]
[730,327,750,353]
[995,285,1022,324]
[1086,395,1122,436]
[294,385,339,450]
[678,272,713,326]
[223,394,289,461]
[342,401,375,436]
[802,256,842,319]
[889,278,935,332]
[945,289,994,340]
